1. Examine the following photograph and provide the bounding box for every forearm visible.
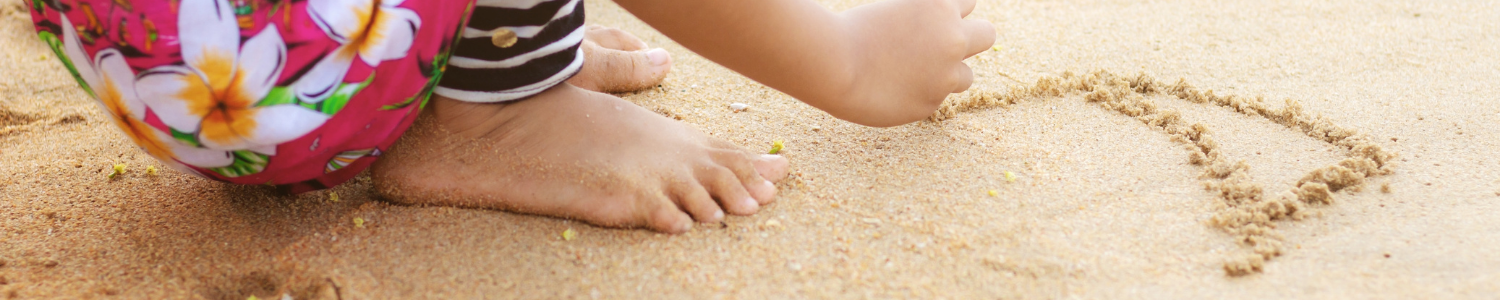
[614,0,860,114]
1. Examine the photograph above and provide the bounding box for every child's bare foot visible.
[567,25,673,93]
[370,84,788,233]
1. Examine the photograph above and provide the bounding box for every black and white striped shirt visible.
[435,0,585,102]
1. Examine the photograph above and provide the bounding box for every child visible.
[30,0,993,233]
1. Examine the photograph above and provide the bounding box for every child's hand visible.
[834,0,994,126]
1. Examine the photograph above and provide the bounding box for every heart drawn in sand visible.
[933,70,1397,276]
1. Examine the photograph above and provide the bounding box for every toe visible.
[699,165,760,215]
[754,154,790,182]
[622,48,672,90]
[670,181,727,223]
[749,154,790,205]
[570,46,672,93]
[575,190,692,233]
[641,193,696,233]
[710,150,780,205]
[585,24,649,51]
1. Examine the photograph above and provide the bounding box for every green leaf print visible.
[256,86,298,107]
[169,128,203,148]
[383,23,462,112]
[298,73,373,115]
[208,150,271,178]
[379,73,439,110]
[38,31,96,99]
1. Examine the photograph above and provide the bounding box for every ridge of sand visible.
[934,70,1397,275]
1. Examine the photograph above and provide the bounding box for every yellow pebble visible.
[562,228,577,241]
[145,165,158,176]
[991,45,1002,52]
[353,217,365,228]
[987,190,998,197]
[1004,171,1016,182]
[769,140,784,154]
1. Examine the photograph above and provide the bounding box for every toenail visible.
[646,48,670,66]
[675,220,693,232]
[742,197,759,209]
[713,210,724,220]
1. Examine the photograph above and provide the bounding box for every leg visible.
[370,84,789,233]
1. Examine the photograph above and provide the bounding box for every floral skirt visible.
[30,0,474,193]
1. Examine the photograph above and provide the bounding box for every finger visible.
[962,19,997,58]
[671,181,727,223]
[951,63,975,93]
[951,0,977,18]
[699,165,760,215]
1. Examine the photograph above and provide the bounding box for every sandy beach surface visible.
[3,0,1499,298]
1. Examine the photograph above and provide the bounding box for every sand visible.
[3,0,1500,298]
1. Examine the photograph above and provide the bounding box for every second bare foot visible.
[567,25,673,93]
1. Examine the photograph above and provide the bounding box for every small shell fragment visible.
[353,217,365,228]
[1004,171,1017,182]
[987,190,998,197]
[145,165,158,176]
[562,228,578,241]
[330,192,340,202]
[763,219,782,228]
[729,103,749,112]
[769,140,784,154]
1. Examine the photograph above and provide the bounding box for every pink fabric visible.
[31,0,473,193]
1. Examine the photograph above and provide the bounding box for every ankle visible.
[427,95,517,138]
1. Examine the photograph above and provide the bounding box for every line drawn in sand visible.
[0,107,84,136]
[934,70,1397,276]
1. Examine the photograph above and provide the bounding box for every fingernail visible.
[760,154,783,160]
[646,48,670,66]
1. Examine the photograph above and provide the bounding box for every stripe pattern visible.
[435,0,585,102]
